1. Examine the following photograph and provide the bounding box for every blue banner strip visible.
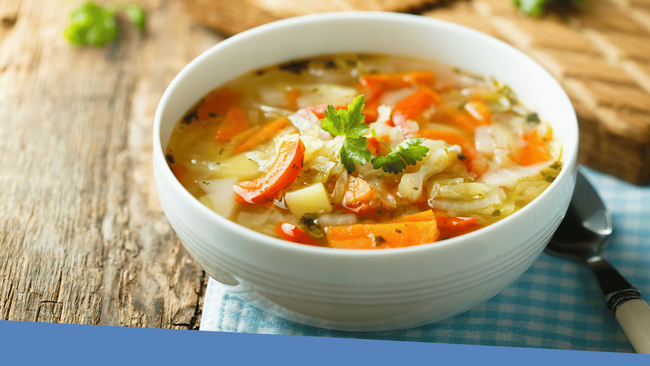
[0,320,647,365]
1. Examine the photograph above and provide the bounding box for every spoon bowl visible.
[546,171,613,261]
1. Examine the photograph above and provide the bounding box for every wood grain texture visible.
[0,0,224,328]
[181,0,442,35]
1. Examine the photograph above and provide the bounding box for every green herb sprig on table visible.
[320,95,430,174]
[512,0,586,16]
[64,2,146,47]
[124,3,146,34]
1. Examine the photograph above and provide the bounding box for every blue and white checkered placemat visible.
[200,166,650,353]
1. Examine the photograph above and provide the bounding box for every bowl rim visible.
[153,11,578,258]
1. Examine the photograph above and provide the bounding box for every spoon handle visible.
[616,299,650,354]
[589,257,650,354]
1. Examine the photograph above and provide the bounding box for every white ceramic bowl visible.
[153,12,578,331]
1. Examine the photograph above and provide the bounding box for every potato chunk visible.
[285,183,333,219]
[199,177,239,218]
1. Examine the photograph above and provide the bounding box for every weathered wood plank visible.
[0,0,222,328]
[181,0,442,36]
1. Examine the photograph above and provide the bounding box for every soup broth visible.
[166,54,562,249]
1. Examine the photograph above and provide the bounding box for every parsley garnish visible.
[320,95,371,174]
[320,95,430,174]
[369,128,429,174]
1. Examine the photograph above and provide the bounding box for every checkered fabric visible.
[200,166,650,353]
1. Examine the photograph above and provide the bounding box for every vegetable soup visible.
[166,54,562,249]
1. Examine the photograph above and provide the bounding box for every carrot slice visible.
[391,86,441,125]
[359,71,435,104]
[430,106,485,134]
[286,89,302,110]
[436,216,480,239]
[517,130,551,166]
[196,89,242,122]
[234,139,304,203]
[213,105,249,142]
[275,222,319,246]
[464,101,492,125]
[358,79,385,103]
[326,220,439,249]
[342,176,377,213]
[360,70,435,90]
[363,101,379,123]
[416,129,488,177]
[395,210,480,239]
[367,134,391,156]
[232,117,289,155]
[171,164,187,180]
[395,210,436,222]
[405,70,435,85]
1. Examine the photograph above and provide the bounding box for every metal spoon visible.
[547,170,650,353]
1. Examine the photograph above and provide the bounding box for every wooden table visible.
[0,0,224,329]
[4,0,649,331]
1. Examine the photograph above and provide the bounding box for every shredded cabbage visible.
[479,161,550,189]
[317,213,357,227]
[398,142,460,202]
[296,84,358,108]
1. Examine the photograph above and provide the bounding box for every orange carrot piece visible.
[213,105,249,142]
[367,134,391,156]
[405,70,435,85]
[416,129,488,177]
[171,164,187,180]
[520,145,550,166]
[196,89,242,122]
[363,101,379,123]
[286,89,302,110]
[358,79,385,103]
[326,220,439,249]
[359,71,435,104]
[392,86,441,122]
[518,130,551,166]
[342,176,376,213]
[430,106,484,134]
[234,139,304,203]
[360,70,435,90]
[275,222,319,246]
[395,210,436,223]
[232,117,289,155]
[436,216,481,239]
[464,101,492,125]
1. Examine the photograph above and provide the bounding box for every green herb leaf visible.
[64,2,118,47]
[371,138,429,174]
[320,95,371,173]
[512,0,587,16]
[341,137,372,174]
[125,3,146,35]
[321,95,368,138]
[512,0,549,16]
